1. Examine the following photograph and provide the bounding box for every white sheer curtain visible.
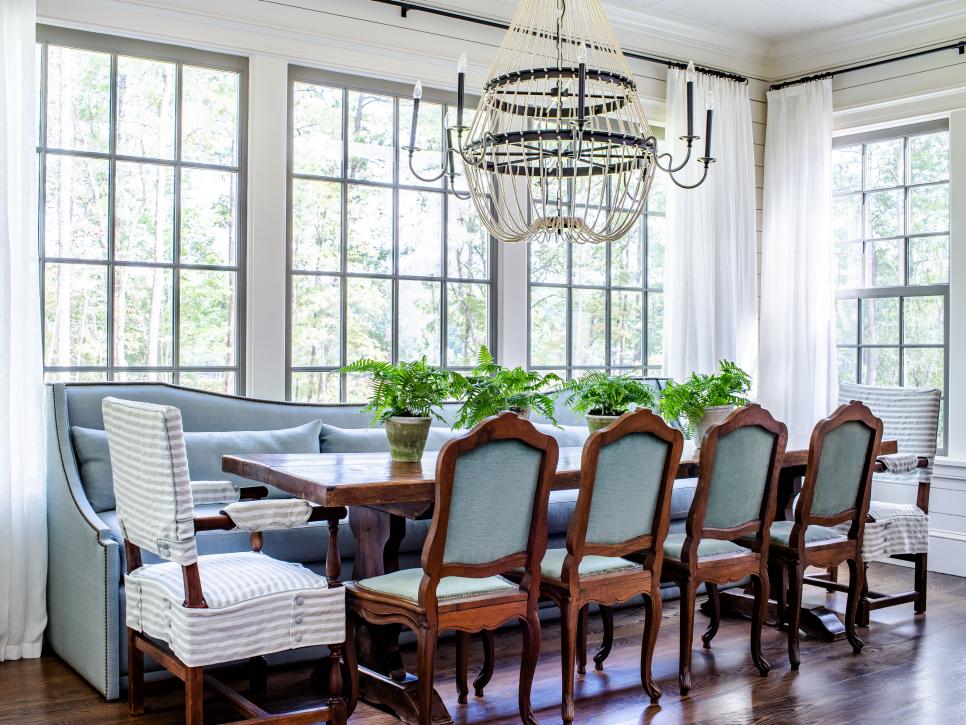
[663,68,758,383]
[758,79,835,444]
[1,0,47,661]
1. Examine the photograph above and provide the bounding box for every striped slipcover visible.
[102,397,344,668]
[835,384,941,561]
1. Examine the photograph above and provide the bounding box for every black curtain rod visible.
[771,39,966,91]
[370,0,749,83]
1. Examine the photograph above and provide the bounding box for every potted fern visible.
[451,346,562,430]
[658,360,752,445]
[341,357,455,462]
[565,372,659,432]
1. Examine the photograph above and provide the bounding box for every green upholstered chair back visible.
[584,432,672,545]
[810,421,875,518]
[425,412,558,575]
[699,405,786,533]
[441,438,545,565]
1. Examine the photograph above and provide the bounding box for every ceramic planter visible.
[507,406,531,418]
[692,405,736,447]
[586,413,619,433]
[385,416,432,462]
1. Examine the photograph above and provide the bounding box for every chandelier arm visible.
[653,141,695,174]
[667,159,714,189]
[405,149,450,183]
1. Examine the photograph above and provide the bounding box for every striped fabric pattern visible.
[102,397,198,565]
[836,384,940,560]
[126,552,345,667]
[221,499,313,531]
[190,480,241,505]
[878,453,919,474]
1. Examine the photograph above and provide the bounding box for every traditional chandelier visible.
[406,0,715,245]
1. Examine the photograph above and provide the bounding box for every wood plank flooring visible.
[2,563,964,724]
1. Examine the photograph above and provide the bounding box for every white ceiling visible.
[433,0,953,43]
[611,0,942,42]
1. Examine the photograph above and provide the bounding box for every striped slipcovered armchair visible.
[102,397,348,725]
[836,383,941,623]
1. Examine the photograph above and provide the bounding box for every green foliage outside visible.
[340,357,455,425]
[658,360,751,436]
[564,372,657,417]
[450,346,562,430]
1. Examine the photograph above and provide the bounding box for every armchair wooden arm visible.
[192,505,348,587]
[870,456,930,514]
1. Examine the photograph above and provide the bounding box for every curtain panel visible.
[0,0,47,661]
[662,68,759,383]
[758,79,835,444]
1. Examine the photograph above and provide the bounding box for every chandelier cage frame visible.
[405,0,715,245]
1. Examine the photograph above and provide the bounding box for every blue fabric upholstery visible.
[704,426,777,530]
[810,421,874,518]
[766,521,847,546]
[663,533,746,560]
[72,420,323,512]
[442,439,544,565]
[584,433,670,545]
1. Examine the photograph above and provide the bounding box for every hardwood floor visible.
[3,562,964,724]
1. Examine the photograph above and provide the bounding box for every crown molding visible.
[766,0,966,80]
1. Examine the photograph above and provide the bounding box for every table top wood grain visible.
[223,438,898,509]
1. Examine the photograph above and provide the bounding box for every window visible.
[36,27,247,393]
[286,68,494,402]
[832,120,949,449]
[528,172,667,379]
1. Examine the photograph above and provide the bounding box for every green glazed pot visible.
[385,416,432,462]
[586,413,619,433]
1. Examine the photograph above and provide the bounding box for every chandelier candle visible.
[405,0,714,243]
[409,80,422,152]
[686,60,695,138]
[704,91,714,160]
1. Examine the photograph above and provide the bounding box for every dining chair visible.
[660,403,787,694]
[809,383,940,624]
[491,409,683,720]
[343,411,559,725]
[753,401,882,669]
[102,397,348,725]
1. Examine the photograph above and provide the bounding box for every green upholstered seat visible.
[538,548,637,581]
[356,568,517,602]
[767,521,847,546]
[663,532,747,561]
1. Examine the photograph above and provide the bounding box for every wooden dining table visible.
[223,437,898,725]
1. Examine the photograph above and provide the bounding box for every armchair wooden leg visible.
[576,605,588,675]
[455,632,470,705]
[415,626,437,725]
[702,583,720,649]
[559,601,579,723]
[678,577,696,694]
[641,585,662,703]
[750,572,771,677]
[519,612,541,725]
[593,605,614,671]
[846,557,865,655]
[185,667,204,725]
[327,643,347,725]
[127,629,145,716]
[915,553,928,615]
[474,630,495,698]
[785,561,804,670]
[827,565,838,583]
